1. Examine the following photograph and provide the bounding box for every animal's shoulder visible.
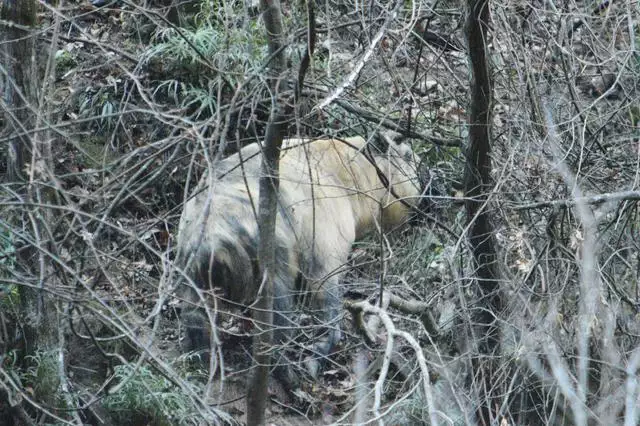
[298,136,366,157]
[215,143,262,178]
[213,137,371,179]
[280,137,368,167]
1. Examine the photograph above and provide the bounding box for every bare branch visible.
[514,190,640,210]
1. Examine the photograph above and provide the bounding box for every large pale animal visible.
[175,136,422,386]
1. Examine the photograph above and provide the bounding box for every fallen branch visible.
[316,0,403,111]
[346,291,440,345]
[346,298,439,425]
[386,292,439,337]
[514,190,640,210]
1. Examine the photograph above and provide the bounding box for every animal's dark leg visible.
[305,275,343,378]
[177,277,212,356]
[268,268,299,390]
[180,308,211,354]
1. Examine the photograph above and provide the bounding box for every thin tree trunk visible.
[0,1,68,422]
[246,0,287,424]
[1,0,45,357]
[463,0,502,424]
[1,0,37,183]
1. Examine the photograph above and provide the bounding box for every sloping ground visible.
[3,0,637,424]
[31,1,464,424]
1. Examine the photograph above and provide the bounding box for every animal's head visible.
[373,133,428,228]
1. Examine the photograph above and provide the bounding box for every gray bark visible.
[246,0,287,424]
[463,0,502,423]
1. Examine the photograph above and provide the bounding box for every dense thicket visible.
[0,0,638,424]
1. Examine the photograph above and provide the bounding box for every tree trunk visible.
[0,2,71,423]
[1,0,37,183]
[463,0,502,424]
[246,0,287,424]
[1,0,46,357]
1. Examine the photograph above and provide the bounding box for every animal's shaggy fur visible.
[175,136,422,386]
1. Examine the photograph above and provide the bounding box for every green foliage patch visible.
[102,364,206,426]
[142,1,268,117]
